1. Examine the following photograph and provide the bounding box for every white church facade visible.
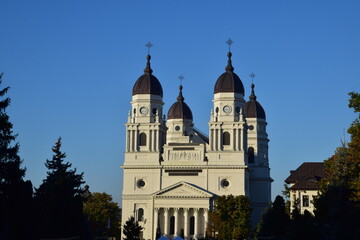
[121,48,272,240]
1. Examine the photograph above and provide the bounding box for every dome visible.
[214,52,244,94]
[132,55,163,97]
[167,85,193,121]
[244,84,266,119]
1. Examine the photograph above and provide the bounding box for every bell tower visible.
[244,82,272,224]
[208,41,247,158]
[125,50,166,165]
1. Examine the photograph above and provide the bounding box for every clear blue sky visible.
[1,1,359,205]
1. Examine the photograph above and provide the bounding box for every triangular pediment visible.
[153,181,214,198]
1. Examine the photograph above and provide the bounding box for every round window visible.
[221,179,230,188]
[175,126,180,131]
[137,179,146,188]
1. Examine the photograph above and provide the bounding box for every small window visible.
[223,132,230,145]
[137,179,145,188]
[152,108,157,115]
[138,208,144,221]
[170,216,175,235]
[139,133,146,146]
[303,195,309,207]
[248,147,255,163]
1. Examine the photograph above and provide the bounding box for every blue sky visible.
[1,1,359,205]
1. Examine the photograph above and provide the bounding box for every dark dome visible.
[244,84,266,119]
[167,86,193,121]
[214,52,244,94]
[132,55,163,97]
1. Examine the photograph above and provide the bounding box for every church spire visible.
[225,38,234,72]
[177,85,185,102]
[249,83,257,101]
[144,42,153,74]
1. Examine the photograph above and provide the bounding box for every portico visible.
[152,182,213,240]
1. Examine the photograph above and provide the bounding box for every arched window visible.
[223,132,230,145]
[139,133,146,146]
[138,208,144,221]
[170,216,175,235]
[190,216,195,235]
[248,147,255,163]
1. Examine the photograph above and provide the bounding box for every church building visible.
[121,45,272,240]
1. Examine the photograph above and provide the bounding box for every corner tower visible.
[244,83,272,223]
[125,53,166,164]
[207,42,249,197]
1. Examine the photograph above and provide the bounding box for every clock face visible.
[140,107,148,115]
[223,105,231,113]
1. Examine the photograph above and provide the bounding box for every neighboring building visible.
[121,48,272,240]
[285,162,324,214]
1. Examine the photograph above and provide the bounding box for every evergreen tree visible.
[0,74,33,239]
[122,216,143,240]
[35,137,85,238]
[255,195,290,239]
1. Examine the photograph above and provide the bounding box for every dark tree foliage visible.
[208,195,252,240]
[35,137,85,239]
[122,216,143,240]
[313,92,360,239]
[0,74,33,239]
[255,195,290,239]
[83,192,121,239]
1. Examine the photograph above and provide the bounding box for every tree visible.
[122,216,143,240]
[282,183,291,215]
[255,195,290,239]
[0,73,33,239]
[313,92,360,239]
[209,195,252,240]
[83,192,121,239]
[35,137,85,238]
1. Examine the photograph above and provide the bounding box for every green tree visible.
[0,73,33,239]
[83,192,121,239]
[210,195,252,240]
[35,137,85,238]
[122,216,143,240]
[255,195,290,239]
[313,92,360,239]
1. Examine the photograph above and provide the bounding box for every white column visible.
[148,130,152,151]
[174,208,179,236]
[215,129,218,151]
[134,130,138,152]
[184,208,189,240]
[154,130,157,151]
[218,129,222,151]
[153,208,159,240]
[204,208,209,237]
[210,129,214,151]
[194,208,199,239]
[164,208,169,237]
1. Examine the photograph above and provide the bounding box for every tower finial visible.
[249,72,256,84]
[178,74,184,86]
[145,41,153,55]
[249,82,257,101]
[226,38,234,52]
[225,38,234,72]
[144,42,153,74]
[177,75,185,102]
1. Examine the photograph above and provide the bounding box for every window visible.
[190,216,195,235]
[302,195,309,207]
[248,147,255,163]
[170,216,175,235]
[138,208,144,221]
[139,133,146,146]
[223,132,230,145]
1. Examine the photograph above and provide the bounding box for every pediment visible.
[153,181,213,198]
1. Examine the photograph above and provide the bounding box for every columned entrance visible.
[155,207,209,240]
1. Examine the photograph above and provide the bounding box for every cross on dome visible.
[145,41,153,55]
